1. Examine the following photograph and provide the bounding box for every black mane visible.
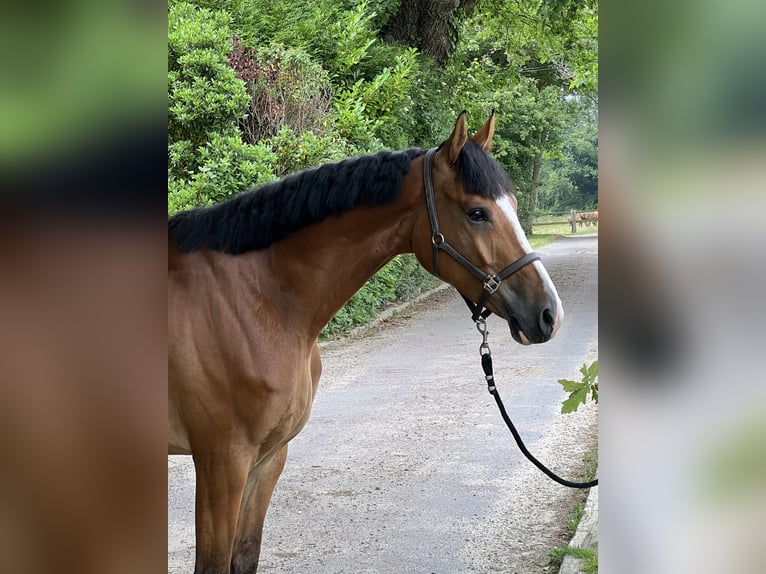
[455,140,514,199]
[169,141,513,254]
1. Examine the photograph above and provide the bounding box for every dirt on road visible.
[168,235,598,573]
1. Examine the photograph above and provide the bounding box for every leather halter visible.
[422,147,541,322]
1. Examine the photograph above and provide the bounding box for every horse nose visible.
[540,307,555,339]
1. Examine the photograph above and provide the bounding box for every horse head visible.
[412,111,563,344]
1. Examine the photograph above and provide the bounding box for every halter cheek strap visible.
[422,148,541,322]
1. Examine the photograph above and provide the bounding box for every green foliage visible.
[406,70,460,146]
[558,361,599,414]
[366,48,419,148]
[364,0,404,31]
[333,82,384,151]
[168,2,250,146]
[540,0,599,94]
[168,133,277,214]
[459,0,598,98]
[323,2,419,150]
[189,0,343,54]
[231,41,333,143]
[168,2,278,208]
[539,114,598,211]
[568,502,584,534]
[265,126,350,176]
[326,1,379,83]
[333,46,418,150]
[539,170,577,210]
[548,546,598,573]
[389,254,439,301]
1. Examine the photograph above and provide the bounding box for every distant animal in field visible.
[580,211,598,227]
[568,212,582,228]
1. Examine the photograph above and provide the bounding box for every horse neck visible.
[266,179,422,340]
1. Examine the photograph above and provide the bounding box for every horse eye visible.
[467,208,489,222]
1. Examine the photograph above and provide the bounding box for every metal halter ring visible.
[483,277,500,294]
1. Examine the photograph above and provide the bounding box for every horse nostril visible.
[540,307,555,335]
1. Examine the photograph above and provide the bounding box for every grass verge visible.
[548,546,598,574]
[547,447,599,572]
[528,234,559,249]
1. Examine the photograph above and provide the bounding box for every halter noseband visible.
[422,147,541,322]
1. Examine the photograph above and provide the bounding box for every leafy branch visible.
[558,360,598,414]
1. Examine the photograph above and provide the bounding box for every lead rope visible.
[476,318,598,489]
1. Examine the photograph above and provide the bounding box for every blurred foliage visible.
[539,108,598,212]
[0,0,164,170]
[167,0,597,332]
[700,409,766,506]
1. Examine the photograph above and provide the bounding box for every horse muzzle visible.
[505,293,563,345]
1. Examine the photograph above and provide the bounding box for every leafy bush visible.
[264,126,351,176]
[558,361,599,414]
[191,0,343,56]
[168,134,277,214]
[332,47,418,150]
[229,39,333,144]
[168,2,249,148]
[361,48,419,149]
[324,1,379,84]
[390,254,439,301]
[169,2,278,210]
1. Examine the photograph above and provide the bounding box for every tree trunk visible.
[382,0,479,65]
[525,151,542,235]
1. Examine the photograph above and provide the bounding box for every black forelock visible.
[168,148,424,254]
[454,140,514,199]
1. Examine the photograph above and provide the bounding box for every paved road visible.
[168,235,598,573]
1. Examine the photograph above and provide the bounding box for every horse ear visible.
[440,111,468,165]
[471,109,495,151]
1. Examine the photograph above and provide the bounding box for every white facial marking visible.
[496,196,533,252]
[495,195,565,336]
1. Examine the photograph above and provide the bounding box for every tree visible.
[382,0,480,65]
[495,83,573,233]
[439,0,597,232]
[539,115,598,212]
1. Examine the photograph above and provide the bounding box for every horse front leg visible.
[193,448,251,574]
[231,444,288,574]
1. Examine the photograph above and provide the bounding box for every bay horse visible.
[581,210,599,227]
[168,112,563,573]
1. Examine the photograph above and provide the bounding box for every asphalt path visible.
[168,235,598,573]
